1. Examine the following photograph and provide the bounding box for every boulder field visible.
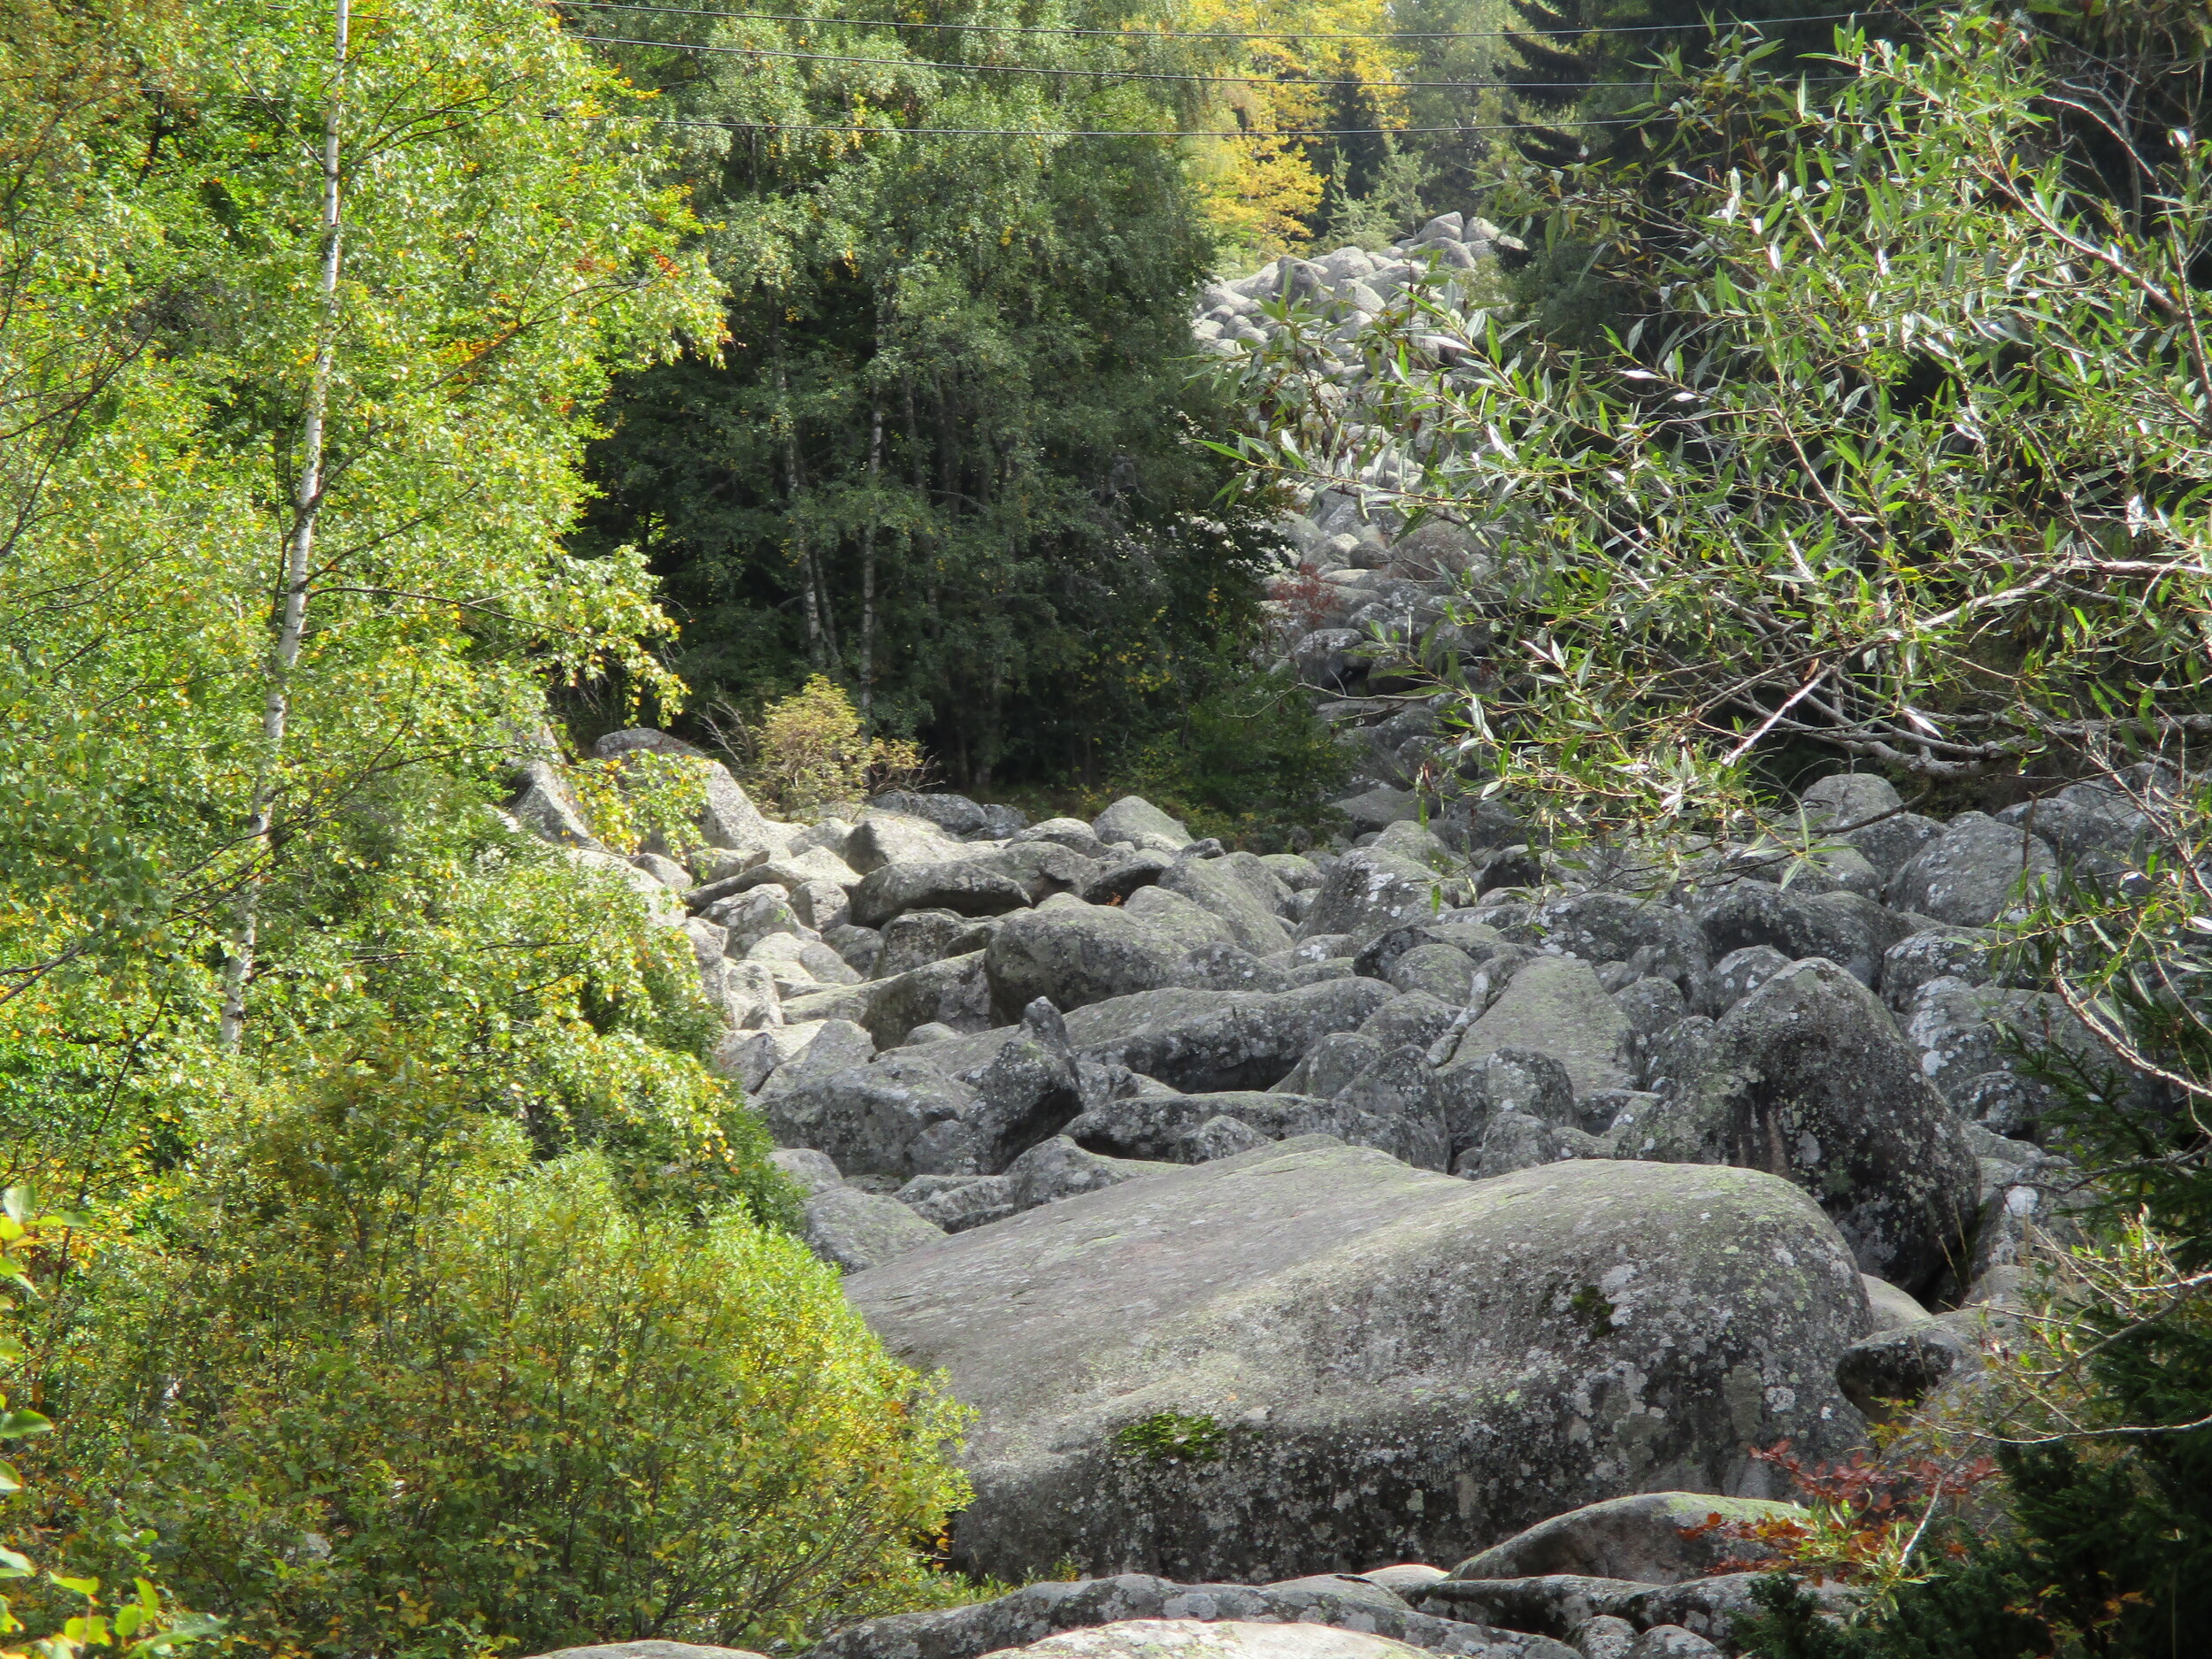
[507,716,2140,1658]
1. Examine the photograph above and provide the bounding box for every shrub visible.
[29,1118,971,1659]
[716,678,926,818]
[1129,666,1350,849]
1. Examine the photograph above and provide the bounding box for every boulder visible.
[1879,928,2003,1015]
[1449,1494,1801,1586]
[1068,1088,1442,1170]
[1388,943,1480,1002]
[1837,810,1943,884]
[509,759,603,849]
[864,950,994,1047]
[1125,887,1241,951]
[771,1147,945,1272]
[806,1583,1572,1659]
[1444,956,1632,1099]
[1162,855,1295,955]
[1834,1321,1975,1419]
[1887,812,2058,926]
[1061,979,1396,1093]
[1096,796,1195,853]
[1798,772,1901,828]
[850,860,1035,929]
[987,906,1195,1019]
[1688,948,1790,1020]
[880,910,987,979]
[847,811,973,874]
[1900,979,2095,1133]
[523,1644,763,1659]
[1860,1275,1931,1333]
[1302,849,1457,945]
[846,1141,1868,1584]
[1994,785,2147,877]
[1620,958,1978,1294]
[697,763,780,852]
[873,788,992,838]
[1515,895,1705,988]
[1412,1575,1843,1651]
[1081,851,1177,906]
[1695,886,1913,987]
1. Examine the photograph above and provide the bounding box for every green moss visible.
[1570,1283,1617,1339]
[1113,1411,1229,1464]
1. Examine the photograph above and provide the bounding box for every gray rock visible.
[1515,895,1705,988]
[1451,1493,1801,1586]
[509,759,604,849]
[1688,947,1790,1019]
[1464,1111,1606,1179]
[1414,1574,1843,1651]
[1834,1320,1976,1418]
[771,1148,946,1272]
[1172,944,1296,995]
[847,1141,1868,1583]
[1266,1577,1410,1613]
[1259,853,1325,892]
[1624,1630,1720,1659]
[851,860,1036,929]
[1063,979,1396,1093]
[1460,1495,1805,1601]
[1125,886,1241,951]
[1335,787,1424,833]
[805,1580,1572,1659]
[1610,979,1687,1081]
[879,910,981,979]
[899,1171,1023,1233]
[1389,943,1481,1002]
[1302,849,1461,945]
[1901,979,2095,1128]
[1274,1032,1386,1099]
[1361,1567,1450,1596]
[1995,786,2148,877]
[1359,991,1461,1053]
[987,906,1195,1019]
[1836,810,1944,887]
[1861,1275,1930,1333]
[1573,1618,1636,1659]
[1620,958,1978,1294]
[1082,850,1177,905]
[846,811,972,874]
[1163,855,1295,954]
[1095,795,1195,853]
[1879,930,1997,1015]
[1696,886,1914,987]
[874,789,991,838]
[1888,812,2059,926]
[523,1644,764,1659]
[1068,1088,1441,1169]
[697,763,779,853]
[1335,1046,1452,1170]
[1018,818,1118,861]
[863,950,994,1047]
[1444,957,1632,1099]
[1799,772,1903,829]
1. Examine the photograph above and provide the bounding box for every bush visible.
[1128,667,1350,849]
[716,677,925,818]
[27,1108,971,1659]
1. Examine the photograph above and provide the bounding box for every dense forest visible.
[4,0,2212,1657]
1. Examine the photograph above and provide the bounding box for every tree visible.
[576,0,1286,787]
[1220,4,2212,842]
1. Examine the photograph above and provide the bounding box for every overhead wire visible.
[548,0,1886,43]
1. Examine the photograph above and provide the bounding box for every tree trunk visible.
[774,346,823,669]
[857,400,882,718]
[219,0,349,1051]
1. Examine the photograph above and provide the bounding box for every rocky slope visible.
[504,671,2139,1655]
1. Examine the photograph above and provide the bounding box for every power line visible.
[549,0,1886,44]
[578,31,1863,88]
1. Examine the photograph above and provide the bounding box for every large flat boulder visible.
[808,1580,1571,1659]
[846,1140,1868,1585]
